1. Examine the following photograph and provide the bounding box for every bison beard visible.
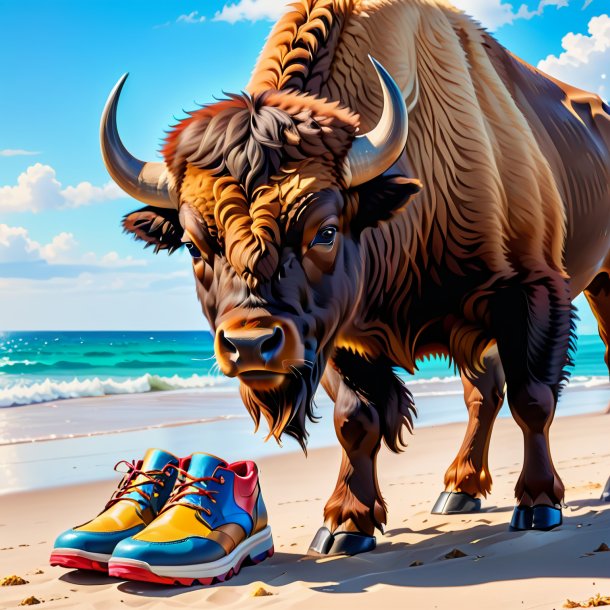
[239,357,323,451]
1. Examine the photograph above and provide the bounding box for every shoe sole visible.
[50,548,111,573]
[108,526,274,586]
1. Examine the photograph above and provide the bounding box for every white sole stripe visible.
[52,548,112,562]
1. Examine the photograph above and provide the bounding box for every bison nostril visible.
[260,327,284,361]
[219,330,238,354]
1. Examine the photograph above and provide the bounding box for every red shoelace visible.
[104,460,169,510]
[161,466,225,517]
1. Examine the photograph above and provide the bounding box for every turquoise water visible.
[0,330,607,407]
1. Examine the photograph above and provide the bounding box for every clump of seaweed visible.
[443,548,468,560]
[19,597,41,606]
[1,575,29,586]
[564,594,610,608]
[252,585,274,597]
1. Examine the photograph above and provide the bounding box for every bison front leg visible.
[308,353,414,556]
[432,345,506,514]
[492,275,573,531]
[308,366,383,556]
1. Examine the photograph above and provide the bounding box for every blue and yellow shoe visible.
[108,453,273,585]
[50,448,179,572]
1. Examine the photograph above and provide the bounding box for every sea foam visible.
[0,373,230,407]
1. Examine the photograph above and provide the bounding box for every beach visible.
[1,383,609,609]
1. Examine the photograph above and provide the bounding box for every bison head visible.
[101,59,421,448]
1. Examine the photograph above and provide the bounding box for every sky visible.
[0,0,608,331]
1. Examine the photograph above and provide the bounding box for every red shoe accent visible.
[50,552,108,573]
[248,546,274,564]
[109,562,219,586]
[229,461,258,516]
[109,563,199,586]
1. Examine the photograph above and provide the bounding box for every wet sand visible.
[2,379,608,493]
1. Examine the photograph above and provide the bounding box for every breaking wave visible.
[0,374,233,408]
[566,375,610,389]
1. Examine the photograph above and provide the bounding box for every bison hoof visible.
[509,505,562,531]
[601,477,610,502]
[431,491,482,515]
[307,527,376,556]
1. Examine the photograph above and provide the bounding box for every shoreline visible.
[1,407,607,496]
[1,381,608,494]
[2,376,608,444]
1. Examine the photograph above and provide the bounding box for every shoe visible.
[108,453,274,585]
[50,448,179,572]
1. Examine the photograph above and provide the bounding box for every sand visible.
[1,410,609,610]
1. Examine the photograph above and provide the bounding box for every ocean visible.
[0,330,608,408]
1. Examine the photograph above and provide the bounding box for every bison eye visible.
[310,225,337,248]
[184,241,202,258]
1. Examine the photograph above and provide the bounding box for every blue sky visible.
[0,0,608,330]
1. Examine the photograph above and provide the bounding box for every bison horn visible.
[347,56,409,187]
[100,74,177,209]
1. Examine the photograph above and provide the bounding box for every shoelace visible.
[104,460,168,511]
[161,466,225,517]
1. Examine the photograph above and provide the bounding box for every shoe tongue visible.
[179,454,228,513]
[187,453,227,478]
[140,448,179,471]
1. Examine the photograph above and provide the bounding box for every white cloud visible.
[81,250,147,269]
[538,14,610,98]
[211,0,569,29]
[214,0,289,24]
[61,181,123,208]
[0,149,40,157]
[453,0,569,30]
[0,223,145,269]
[453,0,520,29]
[0,269,189,295]
[37,232,79,264]
[0,164,63,213]
[177,11,206,24]
[515,0,569,19]
[0,163,124,214]
[0,225,40,263]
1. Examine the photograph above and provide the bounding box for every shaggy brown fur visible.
[163,91,357,288]
[118,0,610,540]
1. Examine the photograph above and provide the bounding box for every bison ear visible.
[353,174,422,233]
[122,207,184,254]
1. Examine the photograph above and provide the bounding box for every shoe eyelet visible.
[219,476,225,485]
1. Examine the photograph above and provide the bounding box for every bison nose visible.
[217,327,285,373]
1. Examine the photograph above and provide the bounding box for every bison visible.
[101,0,610,555]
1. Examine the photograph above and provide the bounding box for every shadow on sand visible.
[62,498,610,598]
